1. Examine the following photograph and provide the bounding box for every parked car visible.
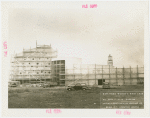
[67,83,89,91]
[10,83,17,87]
[102,82,110,89]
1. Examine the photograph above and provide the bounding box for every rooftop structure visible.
[107,54,113,66]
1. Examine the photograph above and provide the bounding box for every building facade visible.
[10,43,144,86]
[51,57,114,86]
[10,42,57,84]
[51,57,82,86]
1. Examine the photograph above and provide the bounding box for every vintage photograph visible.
[2,1,147,112]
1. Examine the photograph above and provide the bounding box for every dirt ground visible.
[8,85,144,108]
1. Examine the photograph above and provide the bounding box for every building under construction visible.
[10,42,57,84]
[10,42,144,86]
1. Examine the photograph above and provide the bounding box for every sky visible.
[8,1,147,67]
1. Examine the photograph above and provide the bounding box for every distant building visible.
[107,54,113,66]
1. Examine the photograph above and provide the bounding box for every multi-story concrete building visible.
[51,57,82,86]
[51,57,114,86]
[10,42,57,84]
[10,43,144,86]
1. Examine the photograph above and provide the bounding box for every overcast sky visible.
[8,1,147,67]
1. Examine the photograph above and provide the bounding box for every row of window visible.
[20,71,51,74]
[53,60,65,64]
[21,63,51,65]
[36,71,51,74]
[30,65,49,67]
[24,58,50,60]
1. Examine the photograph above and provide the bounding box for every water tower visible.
[107,54,113,66]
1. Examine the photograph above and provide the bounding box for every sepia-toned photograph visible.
[1,1,149,117]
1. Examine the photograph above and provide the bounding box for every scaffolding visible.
[10,42,57,84]
[64,64,144,86]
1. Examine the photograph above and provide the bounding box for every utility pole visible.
[116,67,118,86]
[81,64,82,83]
[102,65,103,86]
[130,66,131,85]
[95,64,96,84]
[88,66,89,86]
[123,66,124,85]
[137,65,138,84]
[73,64,75,84]
[109,65,110,83]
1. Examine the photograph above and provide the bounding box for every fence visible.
[64,65,144,86]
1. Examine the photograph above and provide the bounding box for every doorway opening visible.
[98,79,105,85]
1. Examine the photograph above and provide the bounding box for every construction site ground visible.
[8,85,144,108]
